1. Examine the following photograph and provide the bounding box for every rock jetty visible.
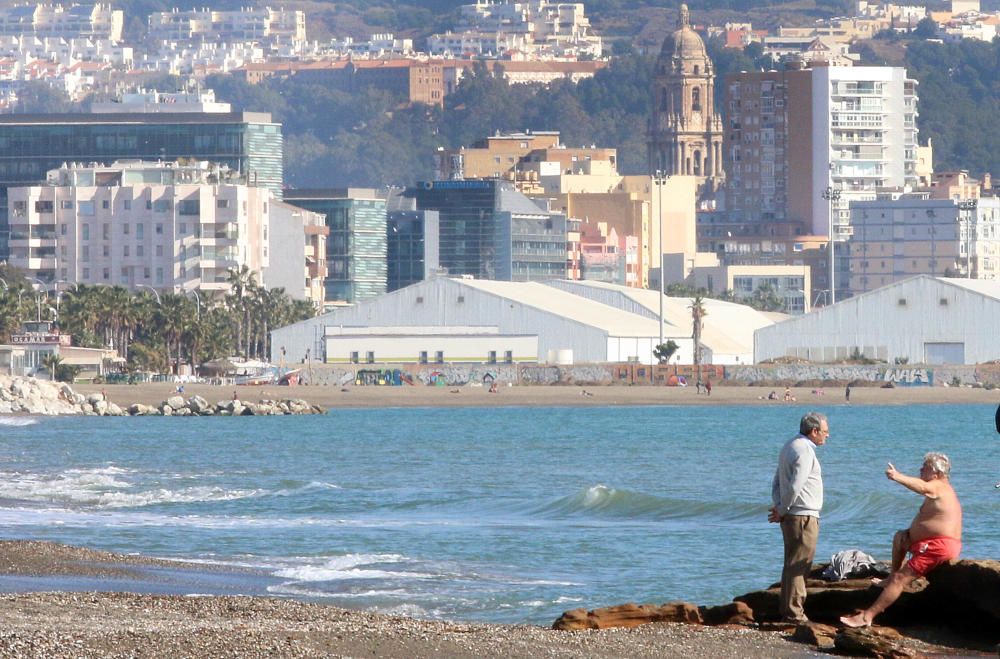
[0,376,324,417]
[553,559,1000,657]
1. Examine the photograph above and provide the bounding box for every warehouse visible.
[754,276,1000,365]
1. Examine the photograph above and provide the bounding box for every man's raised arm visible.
[886,462,939,498]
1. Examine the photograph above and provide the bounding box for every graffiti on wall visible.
[726,365,934,386]
[355,369,413,386]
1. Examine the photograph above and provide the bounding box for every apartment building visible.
[724,62,919,248]
[0,102,283,261]
[7,161,322,304]
[434,130,616,181]
[0,4,123,41]
[148,7,306,44]
[847,193,1000,295]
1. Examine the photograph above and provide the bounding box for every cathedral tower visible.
[648,4,725,196]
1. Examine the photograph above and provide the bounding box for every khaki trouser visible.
[780,515,819,622]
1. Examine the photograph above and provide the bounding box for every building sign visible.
[9,333,72,346]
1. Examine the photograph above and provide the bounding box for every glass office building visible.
[0,111,282,261]
[284,189,388,305]
[387,209,440,292]
[409,180,566,281]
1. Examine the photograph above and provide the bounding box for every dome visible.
[659,4,709,62]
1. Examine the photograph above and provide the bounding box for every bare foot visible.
[840,611,872,628]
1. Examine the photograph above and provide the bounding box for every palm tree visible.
[225,265,256,358]
[689,295,707,385]
[41,353,63,381]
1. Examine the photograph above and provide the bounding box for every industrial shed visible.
[754,276,1000,365]
[272,277,781,366]
[547,280,782,365]
[272,277,671,365]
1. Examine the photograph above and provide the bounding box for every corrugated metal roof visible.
[454,279,662,337]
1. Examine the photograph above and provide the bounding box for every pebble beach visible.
[0,541,823,659]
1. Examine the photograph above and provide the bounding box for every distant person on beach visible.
[705,379,712,396]
[768,390,778,400]
[841,453,962,628]
[696,380,703,394]
[845,384,851,403]
[769,412,828,624]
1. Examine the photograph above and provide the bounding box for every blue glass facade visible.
[284,190,387,304]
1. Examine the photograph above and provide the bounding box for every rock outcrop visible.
[0,376,325,417]
[554,560,1000,657]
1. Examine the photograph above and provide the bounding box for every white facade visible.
[273,277,683,366]
[7,161,276,296]
[148,7,306,44]
[0,4,123,41]
[323,326,537,365]
[811,66,919,240]
[754,275,1000,364]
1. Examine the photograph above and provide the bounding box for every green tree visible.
[654,339,680,364]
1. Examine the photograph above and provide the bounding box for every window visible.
[179,223,187,234]
[60,223,67,235]
[153,199,170,212]
[78,201,95,216]
[102,245,110,257]
[155,223,163,235]
[102,267,110,280]
[504,350,513,364]
[137,245,143,257]
[102,224,110,240]
[155,245,163,257]
[81,246,89,261]
[102,200,110,209]
[488,350,497,364]
[123,223,129,235]
[136,224,143,240]
[217,199,230,209]
[419,351,428,364]
[178,199,199,215]
[124,199,131,210]
[60,200,73,209]
[123,245,130,257]
[81,224,89,240]
[143,267,150,279]
[350,351,359,364]
[155,267,163,284]
[82,267,89,279]
[35,200,53,213]
[120,268,128,284]
[435,351,444,364]
[365,351,375,364]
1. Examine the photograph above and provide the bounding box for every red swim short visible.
[907,536,961,577]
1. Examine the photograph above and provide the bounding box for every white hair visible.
[924,452,951,478]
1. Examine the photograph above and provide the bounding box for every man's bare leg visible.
[873,530,910,587]
[842,564,918,628]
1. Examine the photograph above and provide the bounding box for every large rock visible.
[186,395,210,414]
[165,395,185,411]
[552,602,701,630]
[699,601,754,626]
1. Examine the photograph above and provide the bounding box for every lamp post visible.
[136,284,161,305]
[25,276,47,322]
[821,186,841,305]
[652,169,669,349]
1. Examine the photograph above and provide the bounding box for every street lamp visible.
[821,186,842,305]
[25,276,48,322]
[652,169,670,348]
[136,284,161,305]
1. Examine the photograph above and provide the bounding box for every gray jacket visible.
[771,434,823,517]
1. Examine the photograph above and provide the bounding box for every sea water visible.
[0,404,997,625]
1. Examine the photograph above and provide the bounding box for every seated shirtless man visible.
[841,452,962,628]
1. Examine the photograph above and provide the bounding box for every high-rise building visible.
[0,4,123,41]
[283,189,388,306]
[724,63,919,241]
[407,179,567,282]
[647,4,725,197]
[0,106,283,261]
[387,209,440,292]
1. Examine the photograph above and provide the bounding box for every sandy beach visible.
[0,541,829,659]
[71,380,1000,410]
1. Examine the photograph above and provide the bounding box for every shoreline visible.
[68,381,1000,410]
[0,540,817,658]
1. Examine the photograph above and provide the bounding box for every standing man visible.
[769,412,828,624]
[841,453,962,628]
